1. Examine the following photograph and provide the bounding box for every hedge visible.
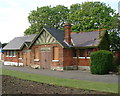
[90,50,113,75]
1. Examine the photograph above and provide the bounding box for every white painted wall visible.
[4,61,23,66]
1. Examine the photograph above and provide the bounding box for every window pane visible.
[6,51,9,57]
[13,51,16,57]
[80,49,85,57]
[10,51,12,57]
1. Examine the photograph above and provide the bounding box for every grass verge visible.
[1,69,118,93]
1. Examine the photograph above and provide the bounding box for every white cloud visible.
[7,1,20,8]
[0,7,29,43]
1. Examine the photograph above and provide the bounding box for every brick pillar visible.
[2,51,5,61]
[93,48,99,52]
[76,49,79,66]
[85,49,88,58]
[64,23,72,45]
[17,51,19,65]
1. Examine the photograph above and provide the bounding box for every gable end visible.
[29,28,64,48]
[35,30,57,45]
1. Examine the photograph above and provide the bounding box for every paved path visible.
[0,61,118,83]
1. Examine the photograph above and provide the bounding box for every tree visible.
[24,1,118,34]
[24,23,42,35]
[69,2,117,32]
[51,5,69,29]
[24,5,69,35]
[109,16,120,51]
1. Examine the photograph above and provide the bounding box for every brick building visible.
[3,23,109,70]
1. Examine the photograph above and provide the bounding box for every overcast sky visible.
[0,0,119,43]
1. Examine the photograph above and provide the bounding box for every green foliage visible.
[99,30,110,50]
[108,17,120,51]
[24,23,43,35]
[69,2,117,32]
[117,65,120,75]
[24,1,117,35]
[112,54,120,73]
[24,5,69,35]
[90,50,113,75]
[113,56,120,66]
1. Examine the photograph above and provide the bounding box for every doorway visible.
[40,47,51,69]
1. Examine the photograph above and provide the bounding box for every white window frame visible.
[9,51,13,57]
[6,51,9,57]
[13,51,16,57]
[73,57,90,59]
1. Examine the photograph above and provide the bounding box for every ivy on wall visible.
[98,30,110,50]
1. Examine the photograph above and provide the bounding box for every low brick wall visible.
[73,57,90,66]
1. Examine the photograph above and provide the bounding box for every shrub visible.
[112,56,120,72]
[117,65,120,75]
[90,50,113,75]
[113,56,120,66]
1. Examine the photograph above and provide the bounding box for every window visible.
[10,51,12,57]
[13,51,16,57]
[72,49,77,57]
[79,49,85,57]
[6,51,9,57]
[53,47,59,60]
[87,48,93,57]
[34,47,39,59]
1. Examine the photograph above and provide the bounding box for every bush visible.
[90,50,113,75]
[112,56,120,72]
[113,56,120,66]
[117,65,120,75]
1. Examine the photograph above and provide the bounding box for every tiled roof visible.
[71,31,103,47]
[45,27,104,47]
[3,34,37,50]
[44,27,68,47]
[3,27,104,50]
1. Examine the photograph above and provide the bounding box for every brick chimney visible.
[64,23,72,45]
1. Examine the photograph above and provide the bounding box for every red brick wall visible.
[1,53,4,60]
[73,58,90,66]
[63,48,73,67]
[72,48,98,67]
[4,51,22,63]
[31,44,64,68]
[3,45,98,69]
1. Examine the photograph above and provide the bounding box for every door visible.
[23,53,27,66]
[40,48,51,69]
[26,52,30,66]
[23,52,30,66]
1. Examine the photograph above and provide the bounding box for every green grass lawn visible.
[1,68,118,93]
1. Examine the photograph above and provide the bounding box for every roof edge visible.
[29,27,65,48]
[28,28,44,48]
